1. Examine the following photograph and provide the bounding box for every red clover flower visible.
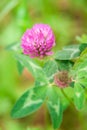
[21,24,55,58]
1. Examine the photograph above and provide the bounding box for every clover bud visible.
[54,71,72,88]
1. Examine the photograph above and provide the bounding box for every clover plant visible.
[7,24,87,129]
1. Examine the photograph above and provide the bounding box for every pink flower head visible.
[21,24,55,58]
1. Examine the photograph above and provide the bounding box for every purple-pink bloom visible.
[21,24,55,58]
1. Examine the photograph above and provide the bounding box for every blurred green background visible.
[0,0,87,130]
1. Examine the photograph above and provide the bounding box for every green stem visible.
[61,89,75,109]
[44,104,49,129]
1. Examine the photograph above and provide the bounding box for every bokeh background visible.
[0,0,87,130]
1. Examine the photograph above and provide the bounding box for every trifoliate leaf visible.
[11,86,47,118]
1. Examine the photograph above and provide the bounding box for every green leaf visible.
[72,48,87,79]
[78,78,87,88]
[56,60,74,71]
[17,61,24,74]
[76,34,87,43]
[73,60,87,79]
[74,83,85,110]
[6,42,21,52]
[11,86,47,118]
[79,43,87,52]
[54,87,73,111]
[43,60,58,82]
[47,87,63,129]
[55,45,80,60]
[15,54,48,84]
[55,43,87,61]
